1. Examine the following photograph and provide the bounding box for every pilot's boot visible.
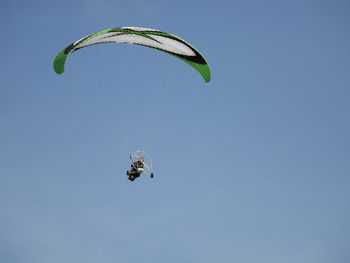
[128,176,134,181]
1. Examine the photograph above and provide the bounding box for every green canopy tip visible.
[53,49,68,75]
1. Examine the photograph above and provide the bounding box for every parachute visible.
[53,26,211,82]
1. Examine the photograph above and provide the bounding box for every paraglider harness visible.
[126,153,154,181]
[127,159,144,181]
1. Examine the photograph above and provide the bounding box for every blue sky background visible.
[1,0,350,262]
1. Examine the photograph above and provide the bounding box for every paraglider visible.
[126,151,154,181]
[53,26,211,181]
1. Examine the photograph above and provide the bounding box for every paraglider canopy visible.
[53,26,211,82]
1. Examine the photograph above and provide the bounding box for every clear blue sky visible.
[1,0,350,262]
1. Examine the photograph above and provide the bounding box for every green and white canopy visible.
[53,26,211,82]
